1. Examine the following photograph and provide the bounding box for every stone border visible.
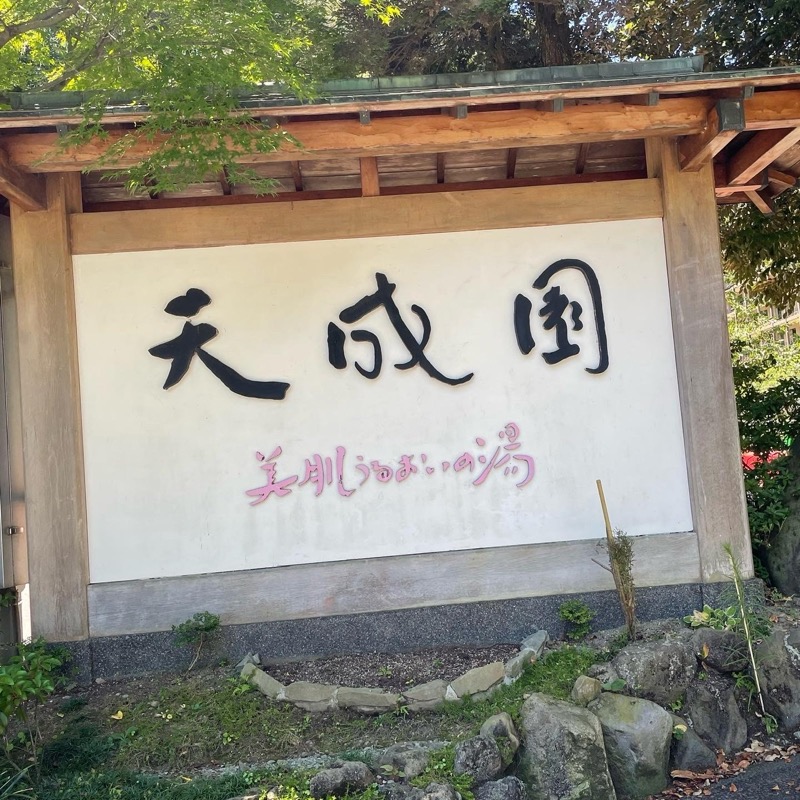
[240,631,549,714]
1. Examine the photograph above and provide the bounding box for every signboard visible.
[73,218,692,584]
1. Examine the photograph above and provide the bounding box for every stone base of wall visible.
[59,582,736,683]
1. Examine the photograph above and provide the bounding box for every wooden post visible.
[648,138,752,582]
[10,173,89,641]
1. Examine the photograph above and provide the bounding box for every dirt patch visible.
[264,644,519,691]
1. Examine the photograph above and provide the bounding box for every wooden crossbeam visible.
[3,97,713,172]
[745,188,776,215]
[768,167,797,189]
[0,148,45,210]
[506,147,518,179]
[727,127,800,185]
[575,142,590,175]
[359,156,380,197]
[744,89,800,129]
[290,161,304,192]
[679,99,744,171]
[713,161,767,195]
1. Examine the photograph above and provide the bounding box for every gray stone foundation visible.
[59,582,729,682]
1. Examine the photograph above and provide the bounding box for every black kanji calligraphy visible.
[514,258,609,374]
[149,288,290,399]
[327,272,473,386]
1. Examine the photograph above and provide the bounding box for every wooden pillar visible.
[10,173,89,640]
[648,138,752,582]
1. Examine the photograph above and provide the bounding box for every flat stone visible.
[235,652,261,670]
[520,630,548,657]
[337,687,399,714]
[403,679,448,711]
[571,675,602,706]
[450,662,505,698]
[241,663,284,700]
[503,649,535,682]
[283,681,337,712]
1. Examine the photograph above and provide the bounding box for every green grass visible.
[39,767,313,800]
[433,646,601,727]
[32,645,603,799]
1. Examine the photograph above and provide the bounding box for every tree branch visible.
[0,2,79,49]
[38,32,111,90]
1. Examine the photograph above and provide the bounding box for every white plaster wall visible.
[73,218,692,584]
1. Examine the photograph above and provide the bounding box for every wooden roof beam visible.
[0,147,45,211]
[727,127,800,185]
[3,97,713,172]
[679,99,744,171]
[768,167,796,189]
[360,156,380,197]
[745,188,776,215]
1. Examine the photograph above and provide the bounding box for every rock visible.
[479,712,520,762]
[453,735,503,784]
[379,784,424,800]
[571,676,602,706]
[518,692,616,800]
[283,682,337,713]
[504,650,535,682]
[241,663,284,700]
[337,687,399,714]
[475,777,527,800]
[235,652,260,670]
[608,640,696,706]
[588,693,672,800]
[669,715,717,773]
[762,443,800,594]
[422,783,460,800]
[690,629,748,673]
[445,685,459,701]
[224,794,262,800]
[403,679,448,711]
[450,663,505,699]
[684,674,747,753]
[757,630,800,731]
[520,630,548,657]
[309,762,374,798]
[380,743,431,779]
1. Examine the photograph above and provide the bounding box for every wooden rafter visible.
[506,147,518,179]
[745,189,776,215]
[290,161,304,191]
[359,156,380,197]
[0,148,45,211]
[727,127,800,185]
[679,99,744,171]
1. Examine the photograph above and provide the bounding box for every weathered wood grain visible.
[655,138,753,582]
[71,179,662,254]
[10,174,89,640]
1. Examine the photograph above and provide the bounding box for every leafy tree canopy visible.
[1,1,800,305]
